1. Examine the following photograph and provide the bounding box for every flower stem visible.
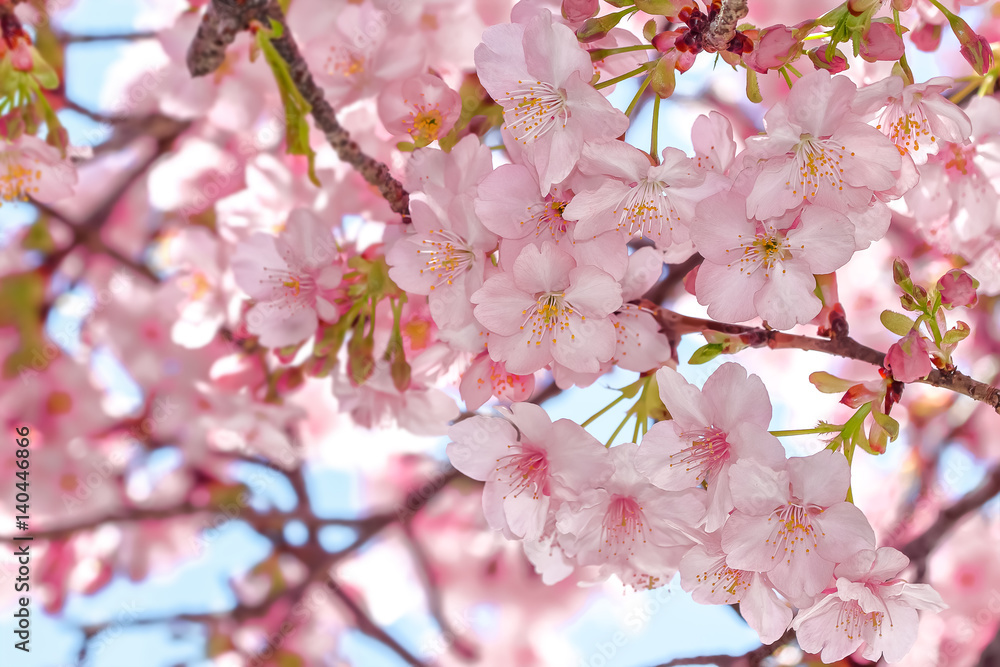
[625,73,652,118]
[595,62,655,90]
[590,44,657,61]
[651,95,661,159]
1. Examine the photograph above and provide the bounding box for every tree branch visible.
[901,464,1000,578]
[703,0,749,52]
[185,0,410,220]
[653,306,1000,413]
[652,628,796,667]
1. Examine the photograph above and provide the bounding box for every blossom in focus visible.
[680,532,793,643]
[557,442,706,590]
[691,190,856,329]
[853,76,972,165]
[447,402,612,540]
[474,9,629,193]
[741,69,902,221]
[723,451,877,602]
[793,547,947,663]
[471,242,622,374]
[564,141,729,255]
[636,363,786,532]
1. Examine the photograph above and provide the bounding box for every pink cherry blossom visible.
[474,162,628,279]
[458,352,535,411]
[741,69,902,220]
[377,74,462,146]
[636,363,786,532]
[793,547,947,663]
[609,247,671,373]
[386,196,497,332]
[691,191,856,329]
[471,242,622,374]
[474,9,629,193]
[853,76,972,164]
[679,532,793,643]
[0,134,77,205]
[231,209,343,347]
[557,442,706,590]
[564,141,728,253]
[722,450,877,602]
[447,402,612,540]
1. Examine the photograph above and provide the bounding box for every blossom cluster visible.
[448,364,947,662]
[4,0,1000,664]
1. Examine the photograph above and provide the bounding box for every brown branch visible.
[325,578,434,667]
[652,628,796,667]
[653,306,1000,413]
[58,30,156,43]
[703,0,749,52]
[900,464,1000,577]
[185,0,410,220]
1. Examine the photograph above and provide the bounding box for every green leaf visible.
[256,20,321,186]
[872,409,900,443]
[880,310,915,336]
[689,343,724,365]
[634,0,678,15]
[943,323,971,345]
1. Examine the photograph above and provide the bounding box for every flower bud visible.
[910,22,942,52]
[949,15,994,75]
[807,45,848,73]
[562,0,599,23]
[861,22,904,62]
[936,268,979,309]
[885,330,932,383]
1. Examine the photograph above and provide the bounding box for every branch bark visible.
[653,306,1000,414]
[901,464,1000,576]
[186,0,410,220]
[703,0,750,52]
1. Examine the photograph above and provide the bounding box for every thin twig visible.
[653,306,1000,413]
[185,0,410,220]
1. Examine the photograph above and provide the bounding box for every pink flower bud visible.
[936,269,979,309]
[745,24,801,73]
[562,0,599,23]
[885,331,932,383]
[848,0,883,15]
[891,0,912,9]
[808,45,849,73]
[861,22,905,62]
[950,16,994,75]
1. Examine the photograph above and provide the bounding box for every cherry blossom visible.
[447,402,612,540]
[679,532,793,643]
[636,363,785,531]
[853,75,972,164]
[691,190,856,329]
[723,450,877,602]
[557,442,706,590]
[475,9,629,193]
[741,69,902,221]
[564,140,729,254]
[231,209,344,347]
[471,242,622,374]
[793,547,947,663]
